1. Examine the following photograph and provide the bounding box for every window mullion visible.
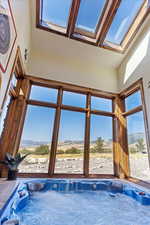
[67,0,81,37]
[97,0,121,46]
[48,88,63,175]
[84,93,91,176]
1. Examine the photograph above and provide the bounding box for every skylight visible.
[41,0,72,30]
[105,0,144,45]
[75,0,107,34]
[37,0,150,53]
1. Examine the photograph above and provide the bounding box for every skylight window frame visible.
[103,0,150,53]
[36,0,150,53]
[37,0,74,36]
[73,0,111,39]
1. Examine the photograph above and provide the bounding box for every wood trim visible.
[67,0,80,37]
[73,0,111,40]
[122,105,143,117]
[139,81,150,167]
[121,0,149,50]
[14,79,31,154]
[102,41,123,53]
[18,173,115,179]
[61,105,87,113]
[36,0,40,29]
[1,47,25,111]
[36,0,150,53]
[119,78,143,98]
[48,89,63,175]
[2,75,150,183]
[74,28,96,39]
[36,0,67,36]
[25,75,117,99]
[115,96,130,178]
[119,78,150,180]
[27,100,57,109]
[112,97,119,177]
[97,0,121,46]
[102,1,149,53]
[37,23,67,36]
[84,93,91,176]
[91,110,114,117]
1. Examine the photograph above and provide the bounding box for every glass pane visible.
[89,115,113,174]
[54,110,85,174]
[76,0,106,33]
[41,0,72,27]
[0,95,11,138]
[18,105,55,173]
[127,111,150,181]
[11,73,17,88]
[91,96,112,112]
[105,0,144,44]
[30,85,58,103]
[125,91,142,111]
[62,91,86,108]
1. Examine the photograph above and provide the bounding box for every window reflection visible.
[76,0,106,33]
[55,110,85,174]
[105,0,144,44]
[127,111,150,181]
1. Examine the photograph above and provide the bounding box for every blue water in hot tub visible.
[1,179,150,225]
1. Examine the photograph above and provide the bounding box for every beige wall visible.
[28,50,118,93]
[118,19,150,130]
[0,0,31,109]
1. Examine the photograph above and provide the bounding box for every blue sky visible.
[76,0,106,32]
[20,87,145,143]
[42,0,144,43]
[42,0,72,27]
[106,0,144,44]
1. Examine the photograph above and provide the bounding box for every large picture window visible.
[89,115,113,174]
[18,105,55,173]
[123,89,150,181]
[2,74,149,182]
[17,83,114,176]
[54,110,85,174]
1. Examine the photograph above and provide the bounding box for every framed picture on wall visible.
[0,0,17,73]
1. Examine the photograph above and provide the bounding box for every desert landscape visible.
[18,133,150,181]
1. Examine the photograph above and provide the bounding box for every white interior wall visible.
[28,50,118,93]
[0,0,31,109]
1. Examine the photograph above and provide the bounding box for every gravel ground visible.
[19,153,150,181]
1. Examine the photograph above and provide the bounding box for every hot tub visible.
[1,179,150,225]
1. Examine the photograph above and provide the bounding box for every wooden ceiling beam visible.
[67,0,81,37]
[96,0,121,46]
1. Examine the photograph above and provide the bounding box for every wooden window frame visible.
[0,47,26,177]
[15,75,117,178]
[1,66,150,182]
[36,0,150,53]
[119,78,150,179]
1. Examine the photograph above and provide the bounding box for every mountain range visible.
[21,132,145,147]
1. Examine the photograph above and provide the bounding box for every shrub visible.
[129,147,138,154]
[65,147,81,154]
[57,150,65,154]
[93,137,105,153]
[34,145,49,155]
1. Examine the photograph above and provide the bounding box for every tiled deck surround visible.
[0,179,18,210]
